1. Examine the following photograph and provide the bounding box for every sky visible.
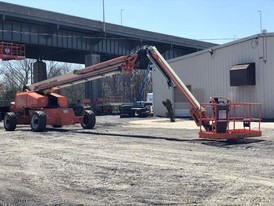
[1,0,274,44]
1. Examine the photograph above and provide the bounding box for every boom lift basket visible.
[0,42,25,60]
[199,97,262,140]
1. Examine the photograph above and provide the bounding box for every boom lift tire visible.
[81,110,96,129]
[120,105,134,118]
[52,125,63,128]
[30,111,47,132]
[4,112,17,131]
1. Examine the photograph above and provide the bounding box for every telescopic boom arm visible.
[27,54,138,92]
[26,46,212,130]
[143,46,211,130]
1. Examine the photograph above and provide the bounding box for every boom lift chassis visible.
[1,43,262,140]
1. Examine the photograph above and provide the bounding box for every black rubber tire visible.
[4,112,17,131]
[52,125,63,128]
[81,110,96,129]
[120,114,128,118]
[30,111,47,132]
[138,112,149,118]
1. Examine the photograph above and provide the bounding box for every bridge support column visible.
[32,60,47,83]
[85,54,101,111]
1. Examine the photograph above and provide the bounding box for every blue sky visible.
[1,0,274,44]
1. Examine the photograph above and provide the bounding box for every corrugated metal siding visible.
[152,34,274,119]
[152,68,173,117]
[174,86,191,117]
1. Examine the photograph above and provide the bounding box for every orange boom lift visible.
[2,44,262,140]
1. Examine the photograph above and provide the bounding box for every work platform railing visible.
[199,97,262,140]
[0,42,25,60]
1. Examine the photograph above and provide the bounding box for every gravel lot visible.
[0,115,274,205]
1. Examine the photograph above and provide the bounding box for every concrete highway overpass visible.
[0,1,216,64]
[0,1,217,104]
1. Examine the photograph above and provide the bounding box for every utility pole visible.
[120,9,124,25]
[102,0,106,33]
[258,10,262,33]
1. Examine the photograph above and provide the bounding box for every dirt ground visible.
[0,115,274,205]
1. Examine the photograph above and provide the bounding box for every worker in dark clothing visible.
[162,99,175,122]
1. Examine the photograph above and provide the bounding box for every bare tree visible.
[0,59,33,90]
[0,59,151,107]
[101,69,152,103]
[0,59,33,105]
[57,63,85,105]
[0,59,84,105]
[47,61,70,78]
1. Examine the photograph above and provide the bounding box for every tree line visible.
[0,59,152,106]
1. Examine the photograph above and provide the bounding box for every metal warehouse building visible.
[153,32,274,119]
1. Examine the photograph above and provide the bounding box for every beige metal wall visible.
[152,33,274,119]
[152,67,173,117]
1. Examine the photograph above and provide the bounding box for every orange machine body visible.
[13,92,48,111]
[10,91,81,127]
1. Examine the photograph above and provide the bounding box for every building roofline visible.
[169,32,274,63]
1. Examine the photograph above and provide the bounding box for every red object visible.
[199,97,262,140]
[10,92,91,128]
[0,42,25,60]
